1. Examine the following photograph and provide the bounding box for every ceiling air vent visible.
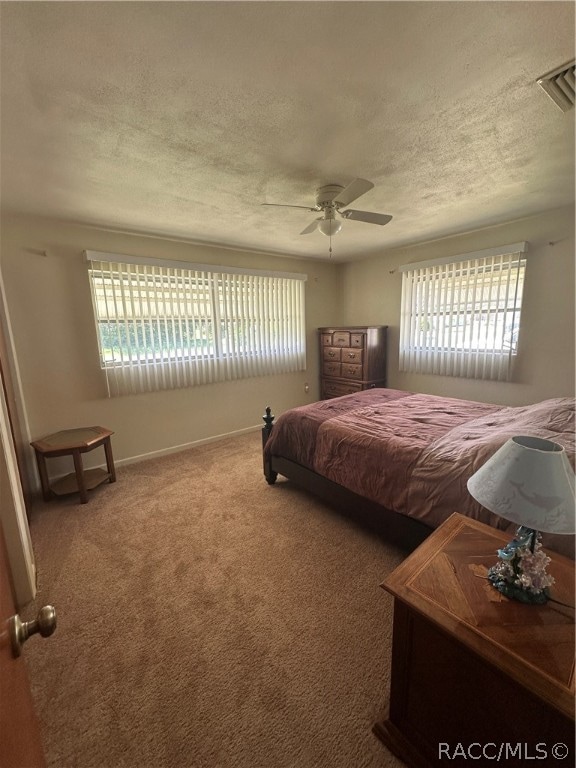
[537,60,575,112]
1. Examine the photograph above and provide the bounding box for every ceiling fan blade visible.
[341,209,393,226]
[334,178,374,207]
[300,218,321,235]
[262,203,318,211]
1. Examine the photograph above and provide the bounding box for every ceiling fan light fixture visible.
[318,218,342,237]
[262,177,392,246]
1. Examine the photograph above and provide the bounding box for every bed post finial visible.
[262,406,275,432]
[262,406,278,484]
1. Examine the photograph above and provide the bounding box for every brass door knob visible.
[9,605,57,657]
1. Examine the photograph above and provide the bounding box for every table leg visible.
[72,450,88,504]
[34,451,52,502]
[103,437,116,483]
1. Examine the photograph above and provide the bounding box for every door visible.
[0,272,36,610]
[0,520,45,768]
[0,268,48,766]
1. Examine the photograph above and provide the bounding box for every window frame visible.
[398,243,527,381]
[85,251,307,396]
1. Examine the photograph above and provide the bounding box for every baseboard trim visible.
[116,424,261,467]
[29,425,261,496]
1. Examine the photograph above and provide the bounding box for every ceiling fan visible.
[262,178,392,238]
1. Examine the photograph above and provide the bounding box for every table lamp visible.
[467,436,575,604]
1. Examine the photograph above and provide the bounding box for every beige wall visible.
[340,206,575,406]
[2,206,573,489]
[0,215,342,478]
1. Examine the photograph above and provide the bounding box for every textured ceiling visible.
[1,2,574,262]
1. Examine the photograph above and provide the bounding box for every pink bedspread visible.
[264,389,575,550]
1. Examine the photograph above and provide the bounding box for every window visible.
[85,251,306,396]
[399,243,527,381]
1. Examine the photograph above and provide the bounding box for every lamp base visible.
[487,526,555,604]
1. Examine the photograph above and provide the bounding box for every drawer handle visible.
[328,351,336,358]
[348,353,355,359]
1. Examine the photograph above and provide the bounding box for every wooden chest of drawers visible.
[319,326,387,399]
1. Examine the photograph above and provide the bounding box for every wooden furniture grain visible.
[319,325,387,399]
[374,513,575,768]
[31,426,116,504]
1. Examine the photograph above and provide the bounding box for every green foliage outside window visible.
[98,319,215,363]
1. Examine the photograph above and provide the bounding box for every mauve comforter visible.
[264,389,575,545]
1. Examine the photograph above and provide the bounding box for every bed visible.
[262,389,575,555]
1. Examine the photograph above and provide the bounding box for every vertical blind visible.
[399,243,527,381]
[85,252,306,397]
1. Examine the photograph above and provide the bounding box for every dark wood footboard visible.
[261,405,431,551]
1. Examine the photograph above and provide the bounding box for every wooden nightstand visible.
[374,513,575,768]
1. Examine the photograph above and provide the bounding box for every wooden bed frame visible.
[262,407,432,551]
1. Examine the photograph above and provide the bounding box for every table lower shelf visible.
[50,468,112,496]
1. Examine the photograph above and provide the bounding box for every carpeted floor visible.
[24,430,409,768]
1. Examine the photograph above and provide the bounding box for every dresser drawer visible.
[350,333,365,348]
[332,331,351,347]
[341,347,363,365]
[341,363,363,380]
[322,347,341,362]
[320,333,333,347]
[323,361,341,377]
[322,380,362,399]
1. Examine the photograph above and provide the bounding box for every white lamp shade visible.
[467,436,576,534]
[318,218,342,237]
